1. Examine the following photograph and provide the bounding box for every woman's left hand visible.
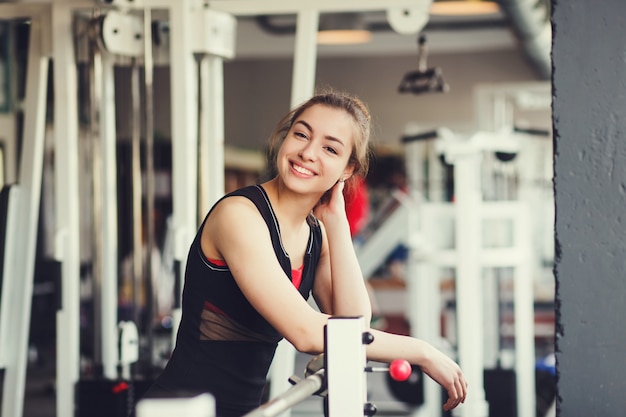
[419,344,468,411]
[313,180,347,225]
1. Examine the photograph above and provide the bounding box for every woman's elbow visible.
[285,326,325,354]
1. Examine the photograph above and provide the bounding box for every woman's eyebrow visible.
[294,119,346,148]
[324,134,346,148]
[294,120,313,132]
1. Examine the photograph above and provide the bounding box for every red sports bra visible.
[208,258,303,290]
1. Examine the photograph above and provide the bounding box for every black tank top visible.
[145,185,322,417]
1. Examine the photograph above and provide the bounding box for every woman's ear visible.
[342,165,355,182]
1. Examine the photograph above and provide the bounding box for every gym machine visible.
[352,81,551,417]
[0,9,51,417]
[0,2,235,417]
[0,2,447,417]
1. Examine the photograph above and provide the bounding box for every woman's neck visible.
[261,177,320,228]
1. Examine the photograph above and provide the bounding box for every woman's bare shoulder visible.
[206,194,265,234]
[213,194,256,213]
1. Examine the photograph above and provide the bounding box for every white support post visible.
[99,50,120,380]
[52,4,82,417]
[290,10,319,108]
[169,0,199,345]
[0,14,50,417]
[198,55,226,217]
[193,6,235,217]
[325,317,368,417]
[450,152,489,417]
[413,239,443,416]
[270,9,319,415]
[514,206,536,417]
[410,252,444,417]
[404,139,442,417]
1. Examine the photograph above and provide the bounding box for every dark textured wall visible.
[553,0,626,415]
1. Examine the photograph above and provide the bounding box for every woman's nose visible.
[299,140,318,161]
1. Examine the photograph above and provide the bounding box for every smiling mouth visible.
[292,163,315,176]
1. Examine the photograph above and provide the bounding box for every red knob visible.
[388,359,412,382]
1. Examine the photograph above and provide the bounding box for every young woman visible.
[140,91,467,417]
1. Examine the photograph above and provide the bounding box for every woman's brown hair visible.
[266,89,373,197]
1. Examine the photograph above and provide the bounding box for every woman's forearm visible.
[325,216,372,320]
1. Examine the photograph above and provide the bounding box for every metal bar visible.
[242,371,325,417]
[514,206,536,417]
[406,148,443,417]
[208,0,432,15]
[144,5,157,363]
[0,0,422,14]
[197,55,225,219]
[99,49,120,380]
[0,15,49,417]
[130,58,144,331]
[289,10,319,107]
[89,28,104,370]
[452,154,489,417]
[405,139,441,417]
[52,3,82,416]
[169,0,199,346]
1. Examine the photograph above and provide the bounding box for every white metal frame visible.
[137,393,216,417]
[242,316,370,417]
[355,192,414,279]
[0,9,51,417]
[399,128,540,417]
[325,317,369,417]
[473,81,552,417]
[52,5,84,417]
[99,44,121,381]
[355,126,542,417]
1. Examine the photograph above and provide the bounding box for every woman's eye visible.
[295,132,308,139]
[325,146,338,155]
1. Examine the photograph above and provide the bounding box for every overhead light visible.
[430,0,500,16]
[317,13,372,45]
[398,35,449,95]
[317,30,372,45]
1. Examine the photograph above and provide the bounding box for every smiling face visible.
[276,104,356,196]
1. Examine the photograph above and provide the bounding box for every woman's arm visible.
[364,329,467,412]
[312,181,372,320]
[203,196,329,353]
[311,182,466,410]
[204,196,466,411]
